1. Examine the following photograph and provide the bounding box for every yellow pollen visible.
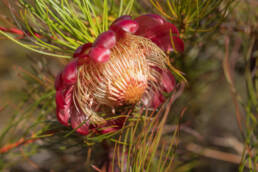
[124,82,145,104]
[114,78,146,104]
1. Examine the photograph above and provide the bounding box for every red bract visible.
[112,15,132,25]
[144,14,165,24]
[56,86,73,126]
[55,73,64,91]
[70,110,90,135]
[152,33,184,53]
[56,106,70,126]
[56,90,66,109]
[89,47,111,63]
[93,31,116,49]
[73,43,92,58]
[161,70,176,93]
[151,92,165,109]
[135,14,166,35]
[136,22,183,52]
[110,19,139,34]
[55,14,184,135]
[61,60,77,85]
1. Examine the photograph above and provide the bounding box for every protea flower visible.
[55,14,184,135]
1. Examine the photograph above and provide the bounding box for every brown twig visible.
[0,133,54,154]
[0,136,37,154]
[0,103,8,112]
[223,35,244,135]
[86,147,92,168]
[20,147,41,170]
[186,143,258,170]
[91,164,103,172]
[212,136,244,155]
[163,124,204,141]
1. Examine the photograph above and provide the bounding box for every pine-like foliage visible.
[1,0,257,172]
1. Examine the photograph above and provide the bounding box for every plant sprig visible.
[150,0,235,38]
[1,0,135,58]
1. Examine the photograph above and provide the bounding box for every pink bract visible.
[56,86,74,126]
[89,47,111,63]
[112,15,132,25]
[161,70,176,93]
[110,19,139,34]
[70,110,90,135]
[55,72,64,91]
[73,43,92,58]
[136,22,183,52]
[94,30,116,49]
[135,14,166,35]
[151,92,165,109]
[61,59,78,85]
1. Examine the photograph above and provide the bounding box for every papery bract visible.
[161,70,176,93]
[111,19,139,34]
[56,104,71,126]
[73,43,92,58]
[135,14,166,35]
[151,92,165,109]
[70,110,90,135]
[94,31,116,49]
[55,73,64,91]
[112,15,132,25]
[89,47,111,63]
[61,60,78,85]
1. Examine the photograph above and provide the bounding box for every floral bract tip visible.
[55,14,184,135]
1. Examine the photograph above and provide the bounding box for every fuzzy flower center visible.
[74,34,167,115]
[112,77,147,104]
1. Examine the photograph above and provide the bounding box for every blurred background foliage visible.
[0,0,257,171]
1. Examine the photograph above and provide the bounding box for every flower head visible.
[55,14,184,135]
